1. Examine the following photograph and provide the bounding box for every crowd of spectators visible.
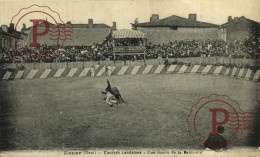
[146,37,259,59]
[114,38,143,46]
[0,43,113,63]
[0,37,259,63]
[146,40,226,59]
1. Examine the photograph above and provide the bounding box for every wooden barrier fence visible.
[1,57,259,70]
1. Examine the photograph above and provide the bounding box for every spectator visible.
[204,126,227,151]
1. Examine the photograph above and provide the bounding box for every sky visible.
[0,0,260,30]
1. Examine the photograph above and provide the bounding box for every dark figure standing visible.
[164,57,169,71]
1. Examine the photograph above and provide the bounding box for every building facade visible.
[219,16,260,43]
[132,14,219,44]
[0,24,18,49]
[23,19,116,47]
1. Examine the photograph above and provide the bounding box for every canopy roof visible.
[112,29,145,39]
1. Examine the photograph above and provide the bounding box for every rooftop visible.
[133,14,218,28]
[35,22,112,29]
[220,16,260,28]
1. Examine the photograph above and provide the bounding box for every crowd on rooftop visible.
[0,37,259,63]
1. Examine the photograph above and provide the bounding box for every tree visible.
[134,18,139,24]
[132,18,139,30]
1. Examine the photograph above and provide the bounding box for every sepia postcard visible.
[0,0,259,156]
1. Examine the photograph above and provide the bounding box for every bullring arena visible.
[1,1,260,156]
[0,58,259,151]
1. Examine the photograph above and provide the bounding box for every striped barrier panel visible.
[231,67,237,77]
[96,66,106,77]
[79,68,90,77]
[1,65,259,82]
[237,68,245,79]
[15,70,24,79]
[95,65,100,70]
[154,65,165,74]
[110,67,116,76]
[253,70,260,81]
[201,65,212,75]
[166,65,177,73]
[2,71,12,80]
[27,70,39,79]
[142,65,153,75]
[178,65,188,73]
[40,69,52,79]
[245,69,252,80]
[53,68,65,78]
[131,66,141,75]
[213,66,223,76]
[66,68,78,77]
[190,65,200,74]
[118,66,129,75]
[225,68,230,76]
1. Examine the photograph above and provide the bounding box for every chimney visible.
[188,14,197,21]
[1,25,8,32]
[150,14,159,22]
[67,21,72,24]
[88,19,93,28]
[9,23,15,31]
[23,23,26,29]
[112,21,117,29]
[228,16,232,22]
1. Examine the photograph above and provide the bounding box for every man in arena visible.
[164,56,169,71]
[90,65,95,77]
[204,125,227,151]
[107,65,112,76]
[101,79,126,106]
[101,90,118,107]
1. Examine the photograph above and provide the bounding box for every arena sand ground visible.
[0,74,259,150]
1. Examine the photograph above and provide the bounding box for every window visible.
[171,26,178,30]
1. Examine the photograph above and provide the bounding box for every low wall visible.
[1,57,259,70]
[1,64,260,82]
